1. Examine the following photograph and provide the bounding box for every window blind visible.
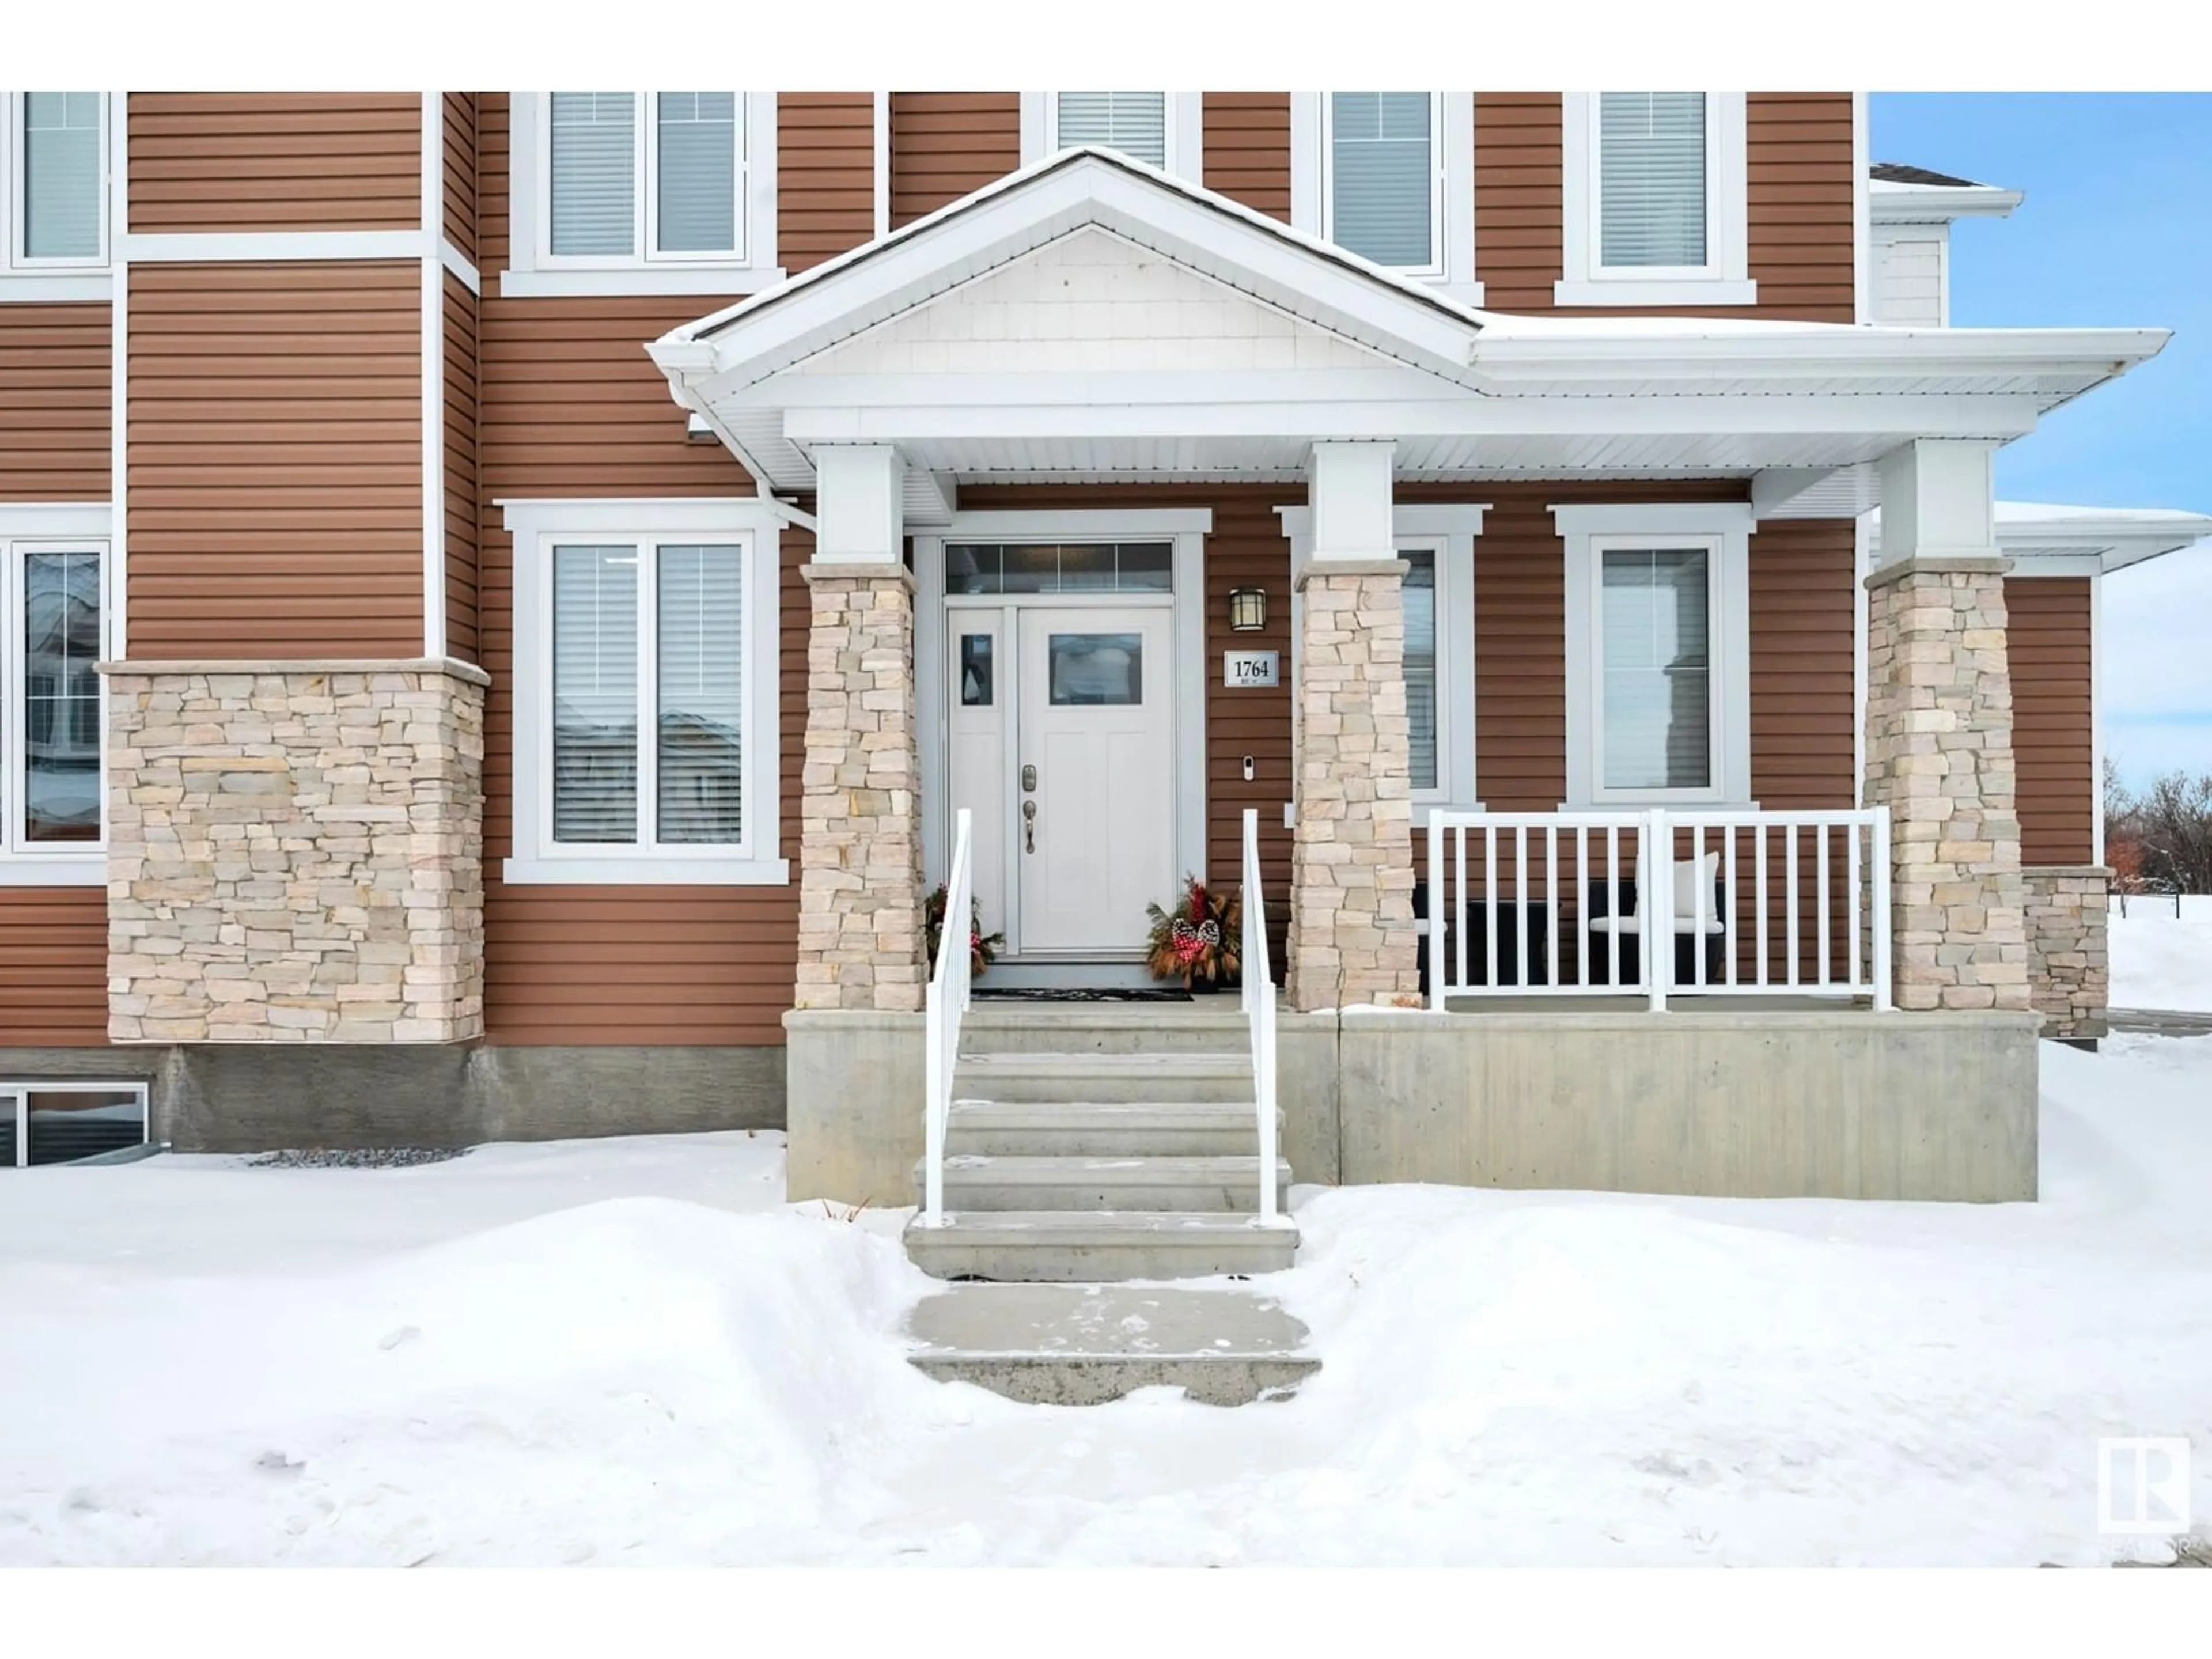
[1330,92,1434,269]
[1402,548,1439,791]
[656,93,738,255]
[21,93,102,260]
[656,544,745,844]
[552,545,640,840]
[549,92,637,257]
[1599,92,1706,268]
[1054,93,1168,167]
[1600,547,1711,790]
[21,548,101,842]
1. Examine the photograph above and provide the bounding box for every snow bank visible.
[2109,892,2212,1012]
[6,1053,2212,1566]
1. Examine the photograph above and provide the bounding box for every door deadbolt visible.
[1021,764,1037,793]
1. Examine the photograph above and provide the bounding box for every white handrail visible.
[1423,806,1892,1008]
[1240,808,1279,1224]
[920,807,974,1228]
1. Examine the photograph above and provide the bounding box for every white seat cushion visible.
[1588,914,1725,936]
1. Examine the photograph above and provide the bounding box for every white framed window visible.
[502,92,782,299]
[1556,91,1753,307]
[501,498,788,885]
[1,92,111,301]
[1278,503,1483,816]
[3,513,111,885]
[1556,502,1753,808]
[2,1081,149,1168]
[1018,93,1205,185]
[1290,93,1478,302]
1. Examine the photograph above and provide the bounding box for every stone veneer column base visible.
[100,659,487,1043]
[794,563,926,1013]
[1862,556,2031,1013]
[1286,561,1422,1012]
[2023,865,2111,1040]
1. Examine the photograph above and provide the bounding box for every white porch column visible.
[1863,438,2030,1012]
[796,445,927,1012]
[1286,441,1422,1010]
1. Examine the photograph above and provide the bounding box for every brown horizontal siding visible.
[1474,92,1855,323]
[781,93,876,272]
[0,888,107,1046]
[0,303,109,501]
[480,93,513,274]
[128,93,423,233]
[2006,577,2095,866]
[1204,94,1291,221]
[126,261,423,657]
[889,93,1018,230]
[442,271,479,663]
[442,92,478,263]
[1748,517,1857,811]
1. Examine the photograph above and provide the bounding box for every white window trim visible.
[499,497,787,886]
[502,92,783,300]
[2,509,113,885]
[1290,92,1480,304]
[3,1080,150,1168]
[1,91,112,301]
[1556,91,1755,308]
[1278,502,1483,821]
[1018,93,1205,187]
[1555,501,1753,809]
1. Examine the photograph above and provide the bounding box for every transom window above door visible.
[944,542,1173,596]
[1289,93,1478,301]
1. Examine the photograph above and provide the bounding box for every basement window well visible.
[1,1082,149,1166]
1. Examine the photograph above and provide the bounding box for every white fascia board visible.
[1469,325,2169,385]
[783,392,2050,444]
[653,150,1487,392]
[1868,182,2024,224]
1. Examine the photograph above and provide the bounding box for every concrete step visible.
[953,1050,1254,1104]
[959,1005,1251,1056]
[906,1282,1319,1406]
[945,1099,1275,1157]
[903,1210,1301,1282]
[926,1152,1293,1213]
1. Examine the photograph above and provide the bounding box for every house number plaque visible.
[1223,650,1281,689]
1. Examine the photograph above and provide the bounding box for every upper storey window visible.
[1018,93,1203,184]
[2,93,109,298]
[1558,91,1753,307]
[1289,93,1478,302]
[504,92,781,299]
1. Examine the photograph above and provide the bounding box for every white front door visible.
[1012,607,1176,954]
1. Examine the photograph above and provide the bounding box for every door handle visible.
[1022,798,1036,853]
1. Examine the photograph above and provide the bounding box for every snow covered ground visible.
[2110,892,2212,1012]
[3,1046,2210,1567]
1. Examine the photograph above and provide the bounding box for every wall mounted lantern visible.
[1228,587,1268,632]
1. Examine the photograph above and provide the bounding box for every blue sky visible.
[1872,94,2212,787]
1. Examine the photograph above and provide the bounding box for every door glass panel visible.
[1402,548,1438,791]
[1048,634,1143,705]
[22,1089,145,1166]
[959,635,994,706]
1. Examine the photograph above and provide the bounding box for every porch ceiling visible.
[649,147,2170,502]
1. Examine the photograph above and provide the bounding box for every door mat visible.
[971,986,1197,1003]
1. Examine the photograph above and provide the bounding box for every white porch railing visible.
[919,806,975,1228]
[1240,808,1280,1223]
[1423,808,1892,1012]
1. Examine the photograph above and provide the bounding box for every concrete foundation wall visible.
[0,1043,785,1150]
[783,1009,926,1207]
[1337,1008,2040,1201]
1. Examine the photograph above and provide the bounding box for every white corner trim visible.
[109,93,128,658]
[505,496,785,885]
[2090,571,2105,866]
[873,92,892,240]
[1559,507,1754,810]
[1557,90,1753,309]
[1851,91,1871,326]
[1853,510,1870,802]
[421,94,446,662]
[121,230,435,263]
[1020,93,1205,187]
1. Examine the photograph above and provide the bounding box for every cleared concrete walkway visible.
[2108,1007,2212,1037]
[906,1283,1319,1406]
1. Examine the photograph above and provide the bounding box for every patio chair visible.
[1581,852,1727,989]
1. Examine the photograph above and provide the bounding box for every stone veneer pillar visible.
[793,564,926,1012]
[1862,556,2031,1012]
[2022,865,2111,1040]
[101,660,487,1042]
[1286,559,1423,1010]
